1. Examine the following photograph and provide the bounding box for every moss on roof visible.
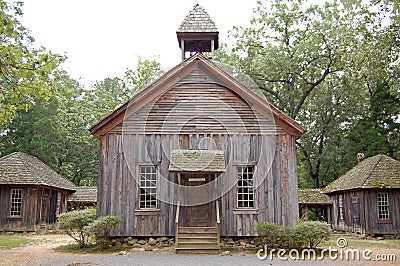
[0,152,76,191]
[298,189,332,204]
[169,149,225,172]
[324,154,400,193]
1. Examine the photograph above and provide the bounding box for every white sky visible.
[21,1,258,88]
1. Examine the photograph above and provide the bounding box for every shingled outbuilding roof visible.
[324,154,400,193]
[0,152,76,191]
[177,4,218,33]
[169,149,225,172]
[68,186,97,203]
[298,189,332,204]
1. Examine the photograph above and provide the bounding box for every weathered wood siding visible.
[97,67,300,237]
[0,186,71,231]
[330,190,400,235]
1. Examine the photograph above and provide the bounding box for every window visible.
[338,194,344,220]
[10,189,22,216]
[377,193,390,220]
[139,166,157,209]
[237,166,254,208]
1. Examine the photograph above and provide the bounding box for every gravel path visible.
[0,234,398,266]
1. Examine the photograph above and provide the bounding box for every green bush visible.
[255,221,331,249]
[294,221,331,248]
[59,208,96,247]
[86,215,122,247]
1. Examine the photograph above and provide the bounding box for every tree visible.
[1,58,161,186]
[217,0,357,187]
[0,0,65,130]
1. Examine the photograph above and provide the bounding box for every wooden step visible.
[178,226,218,233]
[176,226,220,254]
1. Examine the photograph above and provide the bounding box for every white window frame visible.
[237,166,255,209]
[139,166,157,209]
[338,194,344,220]
[10,189,22,216]
[377,192,390,220]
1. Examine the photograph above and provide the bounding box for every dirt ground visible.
[0,234,399,266]
[0,234,75,266]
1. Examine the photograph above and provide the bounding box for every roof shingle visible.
[298,189,332,204]
[177,4,218,32]
[324,154,400,193]
[68,186,97,202]
[0,152,76,191]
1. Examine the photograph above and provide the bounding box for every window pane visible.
[377,193,389,219]
[139,166,157,209]
[10,189,22,216]
[237,166,254,209]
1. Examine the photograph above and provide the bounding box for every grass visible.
[322,237,400,250]
[0,234,35,250]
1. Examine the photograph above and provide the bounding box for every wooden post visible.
[211,39,215,61]
[181,40,185,61]
[304,205,309,221]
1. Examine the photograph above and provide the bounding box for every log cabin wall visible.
[97,69,300,236]
[330,190,400,235]
[0,186,71,231]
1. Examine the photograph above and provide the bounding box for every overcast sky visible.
[20,1,258,87]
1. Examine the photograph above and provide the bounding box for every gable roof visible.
[0,152,76,191]
[89,53,306,139]
[169,149,225,172]
[68,186,97,203]
[324,154,400,193]
[298,189,332,205]
[177,4,218,33]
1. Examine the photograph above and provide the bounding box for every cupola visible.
[177,4,219,61]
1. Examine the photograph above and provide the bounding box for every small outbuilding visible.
[67,186,97,210]
[298,189,332,223]
[0,152,76,231]
[323,154,400,235]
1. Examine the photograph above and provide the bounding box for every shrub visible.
[294,221,331,248]
[85,215,122,247]
[255,222,291,249]
[59,208,96,247]
[255,221,331,250]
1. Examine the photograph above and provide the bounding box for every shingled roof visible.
[68,186,97,203]
[169,149,225,172]
[324,154,400,193]
[298,189,332,204]
[177,4,218,32]
[0,152,76,191]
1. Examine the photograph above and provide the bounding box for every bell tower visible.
[177,4,219,61]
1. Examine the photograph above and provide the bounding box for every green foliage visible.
[218,0,400,188]
[85,216,122,247]
[256,221,331,249]
[59,208,96,248]
[294,221,331,249]
[0,0,65,130]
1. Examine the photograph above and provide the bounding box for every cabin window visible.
[377,192,390,220]
[10,189,22,216]
[338,194,344,220]
[139,166,157,209]
[237,166,254,208]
